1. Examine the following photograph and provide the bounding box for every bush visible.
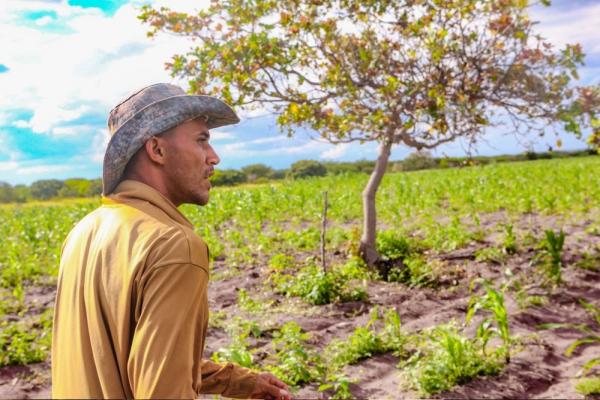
[288,160,327,179]
[399,151,438,172]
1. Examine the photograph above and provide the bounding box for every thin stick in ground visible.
[321,190,328,273]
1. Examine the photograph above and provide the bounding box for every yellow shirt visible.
[52,180,257,399]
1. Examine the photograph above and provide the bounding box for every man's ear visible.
[144,136,167,165]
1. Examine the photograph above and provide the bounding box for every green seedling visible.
[502,223,517,254]
[536,229,566,284]
[466,282,512,363]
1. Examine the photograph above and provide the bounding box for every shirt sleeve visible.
[198,359,258,398]
[126,262,258,399]
[127,263,209,399]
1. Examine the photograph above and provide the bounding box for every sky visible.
[0,0,599,185]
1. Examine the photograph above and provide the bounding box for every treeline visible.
[0,148,595,203]
[0,178,103,203]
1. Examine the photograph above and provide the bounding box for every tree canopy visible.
[140,0,599,267]
[140,0,597,148]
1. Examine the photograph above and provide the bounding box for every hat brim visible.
[102,94,239,195]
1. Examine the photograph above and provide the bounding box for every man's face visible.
[162,118,220,206]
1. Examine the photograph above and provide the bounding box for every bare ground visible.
[1,211,599,399]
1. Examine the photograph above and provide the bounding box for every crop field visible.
[0,156,599,398]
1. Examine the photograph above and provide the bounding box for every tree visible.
[288,160,327,179]
[400,151,438,171]
[30,179,64,200]
[210,169,248,186]
[241,163,274,181]
[87,179,103,197]
[12,184,30,203]
[140,0,599,269]
[0,182,14,203]
[58,178,91,198]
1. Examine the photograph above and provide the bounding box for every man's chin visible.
[191,191,210,206]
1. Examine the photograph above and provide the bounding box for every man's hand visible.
[249,372,292,400]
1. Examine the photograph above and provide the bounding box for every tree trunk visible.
[359,138,393,269]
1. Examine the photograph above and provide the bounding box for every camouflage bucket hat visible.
[102,83,239,195]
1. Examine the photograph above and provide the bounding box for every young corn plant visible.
[539,300,600,377]
[466,282,512,363]
[536,229,566,285]
[502,223,517,254]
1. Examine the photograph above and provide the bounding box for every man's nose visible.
[208,145,220,165]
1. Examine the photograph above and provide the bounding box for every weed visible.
[0,309,53,367]
[208,310,227,329]
[325,307,407,368]
[272,263,367,305]
[401,322,502,395]
[575,251,600,271]
[424,216,477,252]
[318,373,354,400]
[575,376,600,396]
[211,318,261,369]
[237,289,269,313]
[265,321,324,386]
[268,253,296,271]
[387,255,441,288]
[377,231,411,262]
[475,247,507,264]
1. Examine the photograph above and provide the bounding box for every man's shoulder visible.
[145,220,210,273]
[66,202,210,271]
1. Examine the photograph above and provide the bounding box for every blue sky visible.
[0,0,599,185]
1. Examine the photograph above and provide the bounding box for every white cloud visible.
[531,3,600,55]
[248,136,288,145]
[0,161,19,172]
[321,143,349,160]
[15,164,72,176]
[12,120,30,128]
[0,0,200,136]
[210,130,236,141]
[51,124,97,136]
[34,15,53,26]
[0,132,22,161]
[90,128,110,163]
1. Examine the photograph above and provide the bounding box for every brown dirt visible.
[1,211,599,399]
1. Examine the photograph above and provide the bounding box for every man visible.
[52,83,291,399]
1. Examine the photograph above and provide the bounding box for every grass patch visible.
[401,322,503,395]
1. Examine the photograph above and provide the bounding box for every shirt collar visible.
[102,180,193,228]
